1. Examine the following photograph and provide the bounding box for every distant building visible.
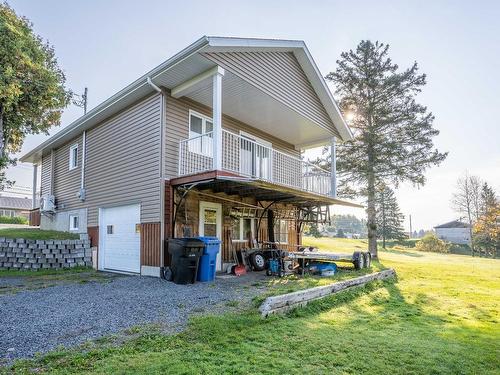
[434,220,471,245]
[0,196,32,219]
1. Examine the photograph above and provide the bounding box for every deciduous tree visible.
[473,183,499,258]
[0,3,71,188]
[451,173,483,255]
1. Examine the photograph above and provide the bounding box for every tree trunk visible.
[467,208,474,257]
[367,172,378,258]
[381,189,386,249]
[0,104,4,159]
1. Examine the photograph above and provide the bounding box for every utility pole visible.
[82,87,88,114]
[409,214,412,239]
[73,87,88,114]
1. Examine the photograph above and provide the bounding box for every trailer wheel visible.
[353,251,365,270]
[250,252,266,271]
[364,252,372,268]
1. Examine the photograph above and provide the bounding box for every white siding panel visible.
[203,51,339,137]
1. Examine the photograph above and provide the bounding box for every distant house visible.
[434,220,471,245]
[0,196,32,219]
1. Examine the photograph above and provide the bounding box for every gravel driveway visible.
[0,272,268,363]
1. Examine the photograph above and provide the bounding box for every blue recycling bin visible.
[196,236,221,282]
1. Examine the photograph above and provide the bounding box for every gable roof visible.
[0,196,32,210]
[434,220,471,229]
[21,36,352,164]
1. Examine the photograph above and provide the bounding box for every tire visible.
[162,267,173,281]
[353,251,365,270]
[364,252,372,268]
[250,252,266,271]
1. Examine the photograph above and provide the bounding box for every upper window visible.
[274,219,288,244]
[189,111,213,155]
[69,144,78,170]
[69,215,79,231]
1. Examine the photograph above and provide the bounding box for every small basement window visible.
[69,215,79,231]
[69,144,78,170]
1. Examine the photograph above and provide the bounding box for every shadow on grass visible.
[379,247,423,257]
[6,261,499,374]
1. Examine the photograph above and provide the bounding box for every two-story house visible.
[21,36,359,277]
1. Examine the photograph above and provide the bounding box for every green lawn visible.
[0,228,79,240]
[0,267,112,295]
[5,238,500,374]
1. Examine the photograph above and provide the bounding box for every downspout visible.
[147,77,166,276]
[32,164,38,209]
[80,130,86,200]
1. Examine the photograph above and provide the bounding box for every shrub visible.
[0,216,28,224]
[415,233,450,253]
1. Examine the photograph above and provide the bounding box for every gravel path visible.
[0,273,268,362]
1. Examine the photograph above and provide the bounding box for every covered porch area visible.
[166,172,362,272]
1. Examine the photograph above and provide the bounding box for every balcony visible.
[178,129,332,197]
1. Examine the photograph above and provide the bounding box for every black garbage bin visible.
[167,238,204,284]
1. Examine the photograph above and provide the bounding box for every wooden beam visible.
[259,269,396,317]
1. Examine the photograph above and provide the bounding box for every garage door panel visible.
[101,204,140,274]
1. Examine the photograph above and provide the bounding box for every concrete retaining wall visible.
[0,235,92,270]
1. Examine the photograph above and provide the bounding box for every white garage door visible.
[100,204,141,274]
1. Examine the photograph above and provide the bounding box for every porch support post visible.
[212,68,224,170]
[32,164,38,208]
[330,137,337,198]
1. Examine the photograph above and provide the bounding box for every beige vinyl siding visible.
[165,93,298,179]
[40,154,52,196]
[38,93,162,227]
[203,51,338,137]
[52,135,83,210]
[85,93,162,226]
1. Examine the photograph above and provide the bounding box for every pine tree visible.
[374,185,406,247]
[325,41,447,257]
[480,183,498,216]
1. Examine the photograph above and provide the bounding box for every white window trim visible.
[232,217,256,243]
[189,110,213,136]
[188,110,214,157]
[274,219,289,245]
[69,144,78,170]
[69,215,79,231]
[239,130,273,180]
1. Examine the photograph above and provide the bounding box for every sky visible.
[5,0,500,231]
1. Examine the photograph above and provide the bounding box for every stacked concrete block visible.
[0,237,92,271]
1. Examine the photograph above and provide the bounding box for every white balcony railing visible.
[178,129,332,196]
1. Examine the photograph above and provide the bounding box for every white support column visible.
[32,164,38,209]
[330,137,337,198]
[212,69,224,170]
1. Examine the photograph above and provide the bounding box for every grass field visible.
[5,238,500,374]
[0,228,79,240]
[0,267,112,295]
